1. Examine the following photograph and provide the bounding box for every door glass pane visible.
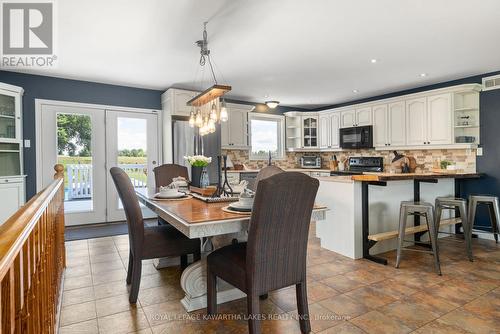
[56,113,93,213]
[0,94,16,139]
[117,117,148,207]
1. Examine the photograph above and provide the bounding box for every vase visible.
[200,167,210,188]
[191,166,203,188]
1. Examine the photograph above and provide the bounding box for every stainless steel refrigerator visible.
[172,117,221,184]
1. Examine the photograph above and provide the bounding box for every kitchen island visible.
[315,172,481,263]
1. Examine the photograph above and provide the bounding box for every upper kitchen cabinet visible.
[285,113,302,151]
[453,89,480,145]
[373,102,406,148]
[161,88,198,117]
[340,108,372,128]
[427,93,453,145]
[302,114,319,148]
[221,103,254,149]
[406,97,428,146]
[372,104,388,147]
[406,94,453,146]
[319,112,340,150]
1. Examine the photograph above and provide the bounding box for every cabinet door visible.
[372,104,388,147]
[330,113,340,148]
[0,89,21,141]
[228,109,248,148]
[427,93,452,145]
[340,110,356,128]
[0,180,24,225]
[220,119,230,147]
[406,98,427,146]
[302,116,318,148]
[319,115,330,148]
[356,107,372,126]
[388,101,406,146]
[174,90,197,116]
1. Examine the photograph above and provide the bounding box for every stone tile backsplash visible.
[222,148,477,173]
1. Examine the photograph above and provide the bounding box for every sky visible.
[117,117,147,151]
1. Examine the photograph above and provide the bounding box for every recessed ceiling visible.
[7,0,500,108]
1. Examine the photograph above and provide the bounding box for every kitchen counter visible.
[225,168,333,173]
[352,172,481,182]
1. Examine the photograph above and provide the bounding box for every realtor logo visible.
[1,0,57,67]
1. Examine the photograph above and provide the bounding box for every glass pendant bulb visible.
[220,99,228,122]
[188,111,195,127]
[210,102,218,121]
[208,118,216,133]
[195,110,203,128]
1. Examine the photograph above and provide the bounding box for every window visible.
[248,113,285,160]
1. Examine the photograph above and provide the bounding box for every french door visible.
[105,110,158,222]
[38,102,159,226]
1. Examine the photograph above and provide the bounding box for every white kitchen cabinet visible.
[372,104,388,147]
[302,115,319,148]
[319,114,330,149]
[356,107,372,126]
[406,94,452,147]
[221,104,253,149]
[427,93,452,145]
[0,177,25,224]
[340,108,372,128]
[373,102,406,148]
[330,113,340,148]
[161,88,198,117]
[388,101,406,146]
[340,110,356,128]
[319,112,340,149]
[406,97,427,146]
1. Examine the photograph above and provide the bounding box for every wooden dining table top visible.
[136,191,328,239]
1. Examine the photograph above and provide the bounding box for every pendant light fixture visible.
[188,22,231,136]
[265,100,280,109]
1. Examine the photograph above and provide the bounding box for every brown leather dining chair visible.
[109,167,201,303]
[251,165,284,192]
[153,163,189,192]
[207,172,320,334]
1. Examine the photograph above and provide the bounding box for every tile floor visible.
[59,225,500,334]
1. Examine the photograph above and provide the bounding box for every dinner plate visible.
[229,201,253,210]
[154,192,185,199]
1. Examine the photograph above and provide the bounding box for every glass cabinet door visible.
[0,93,17,140]
[0,143,21,176]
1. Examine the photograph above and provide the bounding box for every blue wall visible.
[0,70,163,199]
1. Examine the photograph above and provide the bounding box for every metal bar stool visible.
[435,197,473,261]
[396,201,441,275]
[469,195,500,243]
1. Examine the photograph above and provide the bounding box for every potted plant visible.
[184,155,212,188]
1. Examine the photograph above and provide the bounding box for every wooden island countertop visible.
[351,172,482,182]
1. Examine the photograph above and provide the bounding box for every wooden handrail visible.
[0,164,66,333]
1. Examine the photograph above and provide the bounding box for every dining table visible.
[136,191,328,312]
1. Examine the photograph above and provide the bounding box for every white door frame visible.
[35,99,162,225]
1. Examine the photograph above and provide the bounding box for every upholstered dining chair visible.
[153,163,189,192]
[251,165,284,192]
[109,167,201,303]
[207,172,320,334]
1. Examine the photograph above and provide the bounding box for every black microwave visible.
[339,125,373,149]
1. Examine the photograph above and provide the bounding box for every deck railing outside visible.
[66,163,147,199]
[0,164,66,333]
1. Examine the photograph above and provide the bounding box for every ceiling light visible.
[420,73,427,77]
[352,89,359,93]
[265,101,280,109]
[370,59,378,63]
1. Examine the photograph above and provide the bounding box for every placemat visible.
[150,194,193,201]
[222,206,252,215]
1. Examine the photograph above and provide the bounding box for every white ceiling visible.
[9,0,500,108]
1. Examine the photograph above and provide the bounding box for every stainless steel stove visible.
[330,157,384,176]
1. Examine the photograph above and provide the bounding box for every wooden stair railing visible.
[0,164,66,333]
